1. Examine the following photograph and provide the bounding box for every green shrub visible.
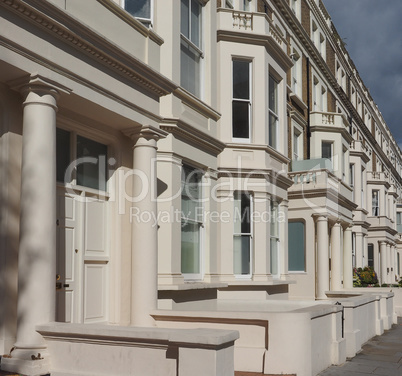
[353,266,378,287]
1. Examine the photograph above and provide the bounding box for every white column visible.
[391,245,396,283]
[380,241,387,285]
[314,214,329,299]
[330,222,342,291]
[280,199,289,279]
[386,243,391,284]
[127,126,166,327]
[355,233,364,268]
[2,75,68,376]
[343,226,353,289]
[253,192,270,281]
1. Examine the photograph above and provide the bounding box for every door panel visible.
[84,263,107,322]
[56,191,81,323]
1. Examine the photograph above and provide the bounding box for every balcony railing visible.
[310,111,350,130]
[291,158,332,173]
[367,171,390,184]
[217,9,287,53]
[288,168,353,202]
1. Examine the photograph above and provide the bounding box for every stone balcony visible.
[310,111,350,131]
[367,171,390,187]
[217,8,288,55]
[289,158,353,203]
[367,215,396,234]
[350,139,371,162]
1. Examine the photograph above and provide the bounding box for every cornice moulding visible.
[0,0,177,97]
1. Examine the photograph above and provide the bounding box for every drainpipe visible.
[306,57,311,159]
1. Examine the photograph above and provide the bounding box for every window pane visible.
[125,0,151,19]
[270,202,278,237]
[288,222,305,271]
[234,192,250,234]
[181,221,200,274]
[76,136,107,191]
[56,128,71,183]
[180,42,200,97]
[181,0,189,38]
[190,0,201,47]
[269,113,277,148]
[269,75,278,112]
[233,61,249,100]
[368,244,374,268]
[322,142,332,159]
[233,235,250,275]
[270,238,278,275]
[181,166,202,221]
[232,101,249,139]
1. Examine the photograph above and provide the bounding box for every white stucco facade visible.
[0,1,401,376]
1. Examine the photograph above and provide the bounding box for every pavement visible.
[319,317,402,376]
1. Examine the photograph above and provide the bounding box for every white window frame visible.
[180,0,204,98]
[292,122,303,161]
[123,0,153,26]
[361,167,365,208]
[350,163,355,201]
[342,146,347,182]
[181,165,204,280]
[270,200,280,278]
[233,191,253,279]
[232,59,252,143]
[269,74,279,150]
[291,46,302,97]
[321,140,333,168]
[290,0,301,19]
[372,189,380,217]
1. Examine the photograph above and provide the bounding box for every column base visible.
[1,347,50,376]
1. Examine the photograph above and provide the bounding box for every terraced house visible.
[0,0,400,375]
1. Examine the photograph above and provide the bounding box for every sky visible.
[322,0,402,150]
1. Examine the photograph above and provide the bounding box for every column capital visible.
[10,73,71,108]
[124,125,168,144]
[312,213,329,222]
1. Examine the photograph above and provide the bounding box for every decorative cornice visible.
[0,0,177,97]
[160,119,225,156]
[173,88,221,122]
[217,29,293,71]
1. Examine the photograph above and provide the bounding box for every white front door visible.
[56,187,109,323]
